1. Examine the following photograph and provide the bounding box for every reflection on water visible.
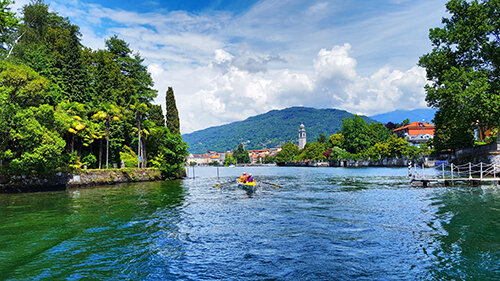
[429,188,500,280]
[0,167,498,280]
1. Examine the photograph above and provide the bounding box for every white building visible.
[299,124,306,149]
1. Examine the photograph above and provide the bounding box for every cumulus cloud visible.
[164,44,428,133]
[13,0,444,133]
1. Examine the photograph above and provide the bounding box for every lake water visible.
[0,167,498,280]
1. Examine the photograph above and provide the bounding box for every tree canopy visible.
[341,115,372,154]
[233,144,250,164]
[0,0,188,178]
[275,143,300,163]
[166,87,180,135]
[418,0,499,150]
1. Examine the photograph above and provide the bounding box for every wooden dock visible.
[410,162,500,187]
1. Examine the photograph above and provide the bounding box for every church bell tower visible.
[298,124,306,149]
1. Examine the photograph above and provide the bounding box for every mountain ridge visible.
[370,108,436,124]
[183,107,376,154]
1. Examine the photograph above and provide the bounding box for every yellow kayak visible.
[237,180,257,187]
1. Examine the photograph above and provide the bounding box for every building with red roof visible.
[393,121,435,146]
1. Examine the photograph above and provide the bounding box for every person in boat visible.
[247,174,254,183]
[239,172,248,183]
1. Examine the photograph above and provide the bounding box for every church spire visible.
[299,124,306,149]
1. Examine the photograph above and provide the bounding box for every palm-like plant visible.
[92,102,123,169]
[82,120,106,168]
[130,100,148,168]
[55,101,87,153]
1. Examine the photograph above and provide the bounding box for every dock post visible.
[442,164,445,179]
[193,165,195,179]
[469,162,472,179]
[480,162,483,180]
[217,165,220,180]
[451,163,454,185]
[408,161,412,177]
[414,163,417,179]
[494,164,497,186]
[422,164,425,179]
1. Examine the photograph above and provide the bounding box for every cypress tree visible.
[148,104,165,127]
[165,87,180,135]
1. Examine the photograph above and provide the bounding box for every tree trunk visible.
[137,115,142,168]
[142,137,147,167]
[106,118,110,169]
[99,139,103,169]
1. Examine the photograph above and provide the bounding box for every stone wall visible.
[331,158,410,167]
[279,158,411,167]
[68,168,162,187]
[454,143,500,165]
[0,168,162,193]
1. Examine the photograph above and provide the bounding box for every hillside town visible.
[186,121,441,166]
[186,147,282,165]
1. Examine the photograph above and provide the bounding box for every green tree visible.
[86,49,129,105]
[341,115,371,154]
[54,101,87,154]
[317,133,327,143]
[223,153,236,166]
[328,132,344,148]
[147,126,188,178]
[0,61,49,108]
[233,143,250,164]
[263,155,275,164]
[418,0,499,150]
[298,142,327,161]
[165,87,180,135]
[330,146,347,161]
[12,1,92,103]
[105,35,157,104]
[0,4,189,181]
[130,101,148,168]
[148,104,165,127]
[367,122,390,144]
[0,0,19,52]
[91,102,122,168]
[275,143,300,163]
[0,103,69,176]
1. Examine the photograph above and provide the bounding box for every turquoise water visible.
[0,167,498,280]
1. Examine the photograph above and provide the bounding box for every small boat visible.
[237,179,257,187]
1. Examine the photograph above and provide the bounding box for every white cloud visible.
[12,0,445,133]
[155,45,427,133]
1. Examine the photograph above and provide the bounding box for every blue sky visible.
[75,0,260,14]
[11,0,449,133]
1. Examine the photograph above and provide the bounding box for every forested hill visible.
[183,107,376,153]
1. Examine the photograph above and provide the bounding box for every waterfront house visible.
[393,121,434,146]
[186,151,225,165]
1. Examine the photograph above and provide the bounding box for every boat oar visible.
[214,180,236,188]
[261,181,283,188]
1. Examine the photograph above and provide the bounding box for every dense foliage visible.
[274,115,429,163]
[0,1,188,178]
[419,0,499,151]
[275,143,300,163]
[165,87,180,135]
[223,153,236,166]
[233,144,250,164]
[183,107,376,154]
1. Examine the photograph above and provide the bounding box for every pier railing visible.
[410,162,499,187]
